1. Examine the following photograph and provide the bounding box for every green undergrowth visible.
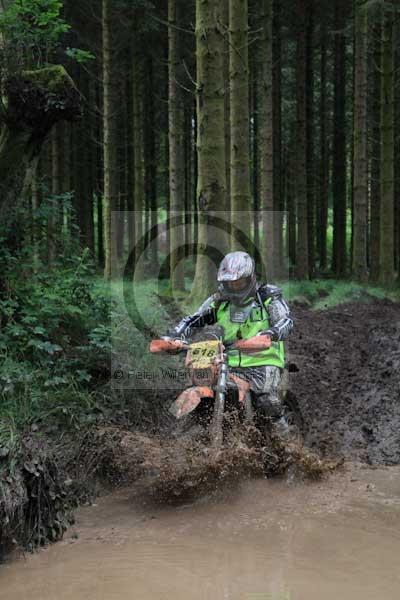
[139,276,400,315]
[281,279,400,310]
[0,250,111,439]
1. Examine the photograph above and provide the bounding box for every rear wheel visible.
[283,392,303,441]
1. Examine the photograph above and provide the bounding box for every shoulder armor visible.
[197,293,220,314]
[257,283,283,302]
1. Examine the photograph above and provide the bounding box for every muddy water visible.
[2,464,400,600]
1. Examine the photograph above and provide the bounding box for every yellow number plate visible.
[189,340,220,368]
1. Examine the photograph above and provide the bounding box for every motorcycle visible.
[149,334,274,452]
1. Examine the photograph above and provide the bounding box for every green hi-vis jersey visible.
[214,297,285,369]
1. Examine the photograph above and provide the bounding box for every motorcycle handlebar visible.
[149,338,188,354]
[149,335,271,355]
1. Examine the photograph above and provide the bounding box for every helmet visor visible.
[224,276,252,292]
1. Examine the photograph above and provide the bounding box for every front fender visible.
[169,386,214,419]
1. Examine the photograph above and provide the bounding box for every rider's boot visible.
[271,414,290,438]
[256,393,289,439]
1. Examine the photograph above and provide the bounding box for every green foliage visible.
[0,0,70,52]
[65,47,95,64]
[0,245,111,431]
[280,279,400,310]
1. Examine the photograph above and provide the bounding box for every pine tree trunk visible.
[379,4,395,286]
[125,60,135,274]
[116,76,126,261]
[169,0,185,291]
[272,0,283,278]
[190,0,226,302]
[287,146,297,266]
[146,55,158,271]
[394,17,400,279]
[222,0,231,219]
[258,0,274,279]
[369,18,381,282]
[48,125,60,263]
[295,0,309,279]
[132,34,145,281]
[102,0,118,279]
[86,82,95,254]
[352,0,368,281]
[184,106,192,256]
[332,0,347,276]
[252,52,260,256]
[306,1,315,278]
[94,65,104,268]
[230,0,251,249]
[61,121,71,239]
[318,12,329,272]
[31,161,40,271]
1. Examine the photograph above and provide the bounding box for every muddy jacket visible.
[168,284,293,369]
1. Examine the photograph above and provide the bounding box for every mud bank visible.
[288,299,400,464]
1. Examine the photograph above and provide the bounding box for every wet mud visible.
[2,464,400,600]
[287,300,400,464]
[85,420,338,504]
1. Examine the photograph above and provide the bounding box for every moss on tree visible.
[0,65,81,220]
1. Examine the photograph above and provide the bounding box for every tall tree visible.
[145,54,158,271]
[48,125,60,263]
[394,13,400,278]
[379,1,395,285]
[222,1,231,219]
[295,0,309,279]
[318,5,329,272]
[272,0,283,277]
[132,30,145,280]
[306,0,315,277]
[102,0,118,279]
[352,0,368,281]
[169,0,185,291]
[190,0,226,301]
[230,0,251,249]
[258,0,274,279]
[369,16,381,282]
[332,0,347,276]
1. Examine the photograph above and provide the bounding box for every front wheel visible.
[209,390,225,451]
[172,411,205,443]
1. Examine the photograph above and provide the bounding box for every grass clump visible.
[280,279,400,310]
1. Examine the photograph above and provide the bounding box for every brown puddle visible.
[1,463,400,600]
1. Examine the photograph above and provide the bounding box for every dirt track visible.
[288,300,400,464]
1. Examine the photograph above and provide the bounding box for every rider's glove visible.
[257,329,276,340]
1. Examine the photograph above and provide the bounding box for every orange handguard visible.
[233,335,272,352]
[149,339,187,353]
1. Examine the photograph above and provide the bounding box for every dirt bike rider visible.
[164,251,294,435]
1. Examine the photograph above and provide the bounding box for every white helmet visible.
[217,251,257,304]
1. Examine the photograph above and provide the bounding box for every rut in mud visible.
[288,299,400,464]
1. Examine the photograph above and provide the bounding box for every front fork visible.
[210,362,228,451]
